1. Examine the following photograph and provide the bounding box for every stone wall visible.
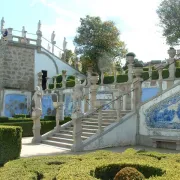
[0,42,35,91]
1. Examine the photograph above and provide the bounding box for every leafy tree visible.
[157,0,180,45]
[62,49,74,63]
[74,15,127,72]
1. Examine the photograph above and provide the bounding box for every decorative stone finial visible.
[22,26,26,38]
[168,47,176,59]
[51,31,55,43]
[63,37,67,51]
[38,20,41,31]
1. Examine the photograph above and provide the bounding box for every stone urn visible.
[126,52,135,64]
[90,72,99,85]
[168,47,176,59]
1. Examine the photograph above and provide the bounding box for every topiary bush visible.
[114,167,145,180]
[117,75,128,83]
[0,117,9,122]
[0,126,22,165]
[44,115,55,121]
[13,114,30,118]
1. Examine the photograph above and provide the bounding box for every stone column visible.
[7,28,13,41]
[58,91,64,120]
[71,112,83,152]
[114,90,122,121]
[167,47,176,80]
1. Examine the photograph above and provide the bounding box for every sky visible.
[1,0,174,63]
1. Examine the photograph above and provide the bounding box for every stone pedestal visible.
[90,85,98,110]
[32,109,42,143]
[128,63,133,82]
[71,112,83,152]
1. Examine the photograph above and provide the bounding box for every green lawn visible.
[0,148,179,180]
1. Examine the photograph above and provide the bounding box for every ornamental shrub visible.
[0,126,22,165]
[114,167,145,180]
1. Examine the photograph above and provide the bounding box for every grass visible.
[0,148,180,180]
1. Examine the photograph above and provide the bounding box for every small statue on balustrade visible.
[32,86,43,118]
[72,79,86,113]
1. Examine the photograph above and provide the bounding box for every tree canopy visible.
[157,0,180,45]
[74,15,127,72]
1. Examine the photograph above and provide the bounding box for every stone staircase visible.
[42,110,131,150]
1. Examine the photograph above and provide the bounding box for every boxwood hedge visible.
[0,126,22,166]
[0,149,180,179]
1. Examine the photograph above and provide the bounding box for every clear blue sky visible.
[1,0,171,62]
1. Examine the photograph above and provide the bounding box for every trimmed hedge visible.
[13,114,30,118]
[117,74,128,83]
[0,118,71,137]
[0,126,22,165]
[44,115,55,120]
[1,149,179,179]
[0,117,9,122]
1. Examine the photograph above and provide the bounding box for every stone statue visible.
[22,26,26,38]
[72,79,86,113]
[63,37,67,51]
[32,86,42,112]
[31,86,43,143]
[51,31,55,43]
[38,20,41,31]
[1,17,5,33]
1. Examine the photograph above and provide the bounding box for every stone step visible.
[82,124,106,129]
[48,136,73,144]
[82,118,116,123]
[60,129,95,137]
[89,115,117,119]
[82,128,98,133]
[42,140,72,149]
[82,121,111,126]
[54,133,88,140]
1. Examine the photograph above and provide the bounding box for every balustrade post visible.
[148,65,152,80]
[126,52,135,82]
[90,85,98,110]
[46,77,50,90]
[62,70,67,88]
[71,112,83,152]
[167,47,176,80]
[132,68,143,110]
[122,94,127,111]
[53,76,57,89]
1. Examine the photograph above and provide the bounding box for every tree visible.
[74,15,127,72]
[157,0,180,45]
[61,49,74,64]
